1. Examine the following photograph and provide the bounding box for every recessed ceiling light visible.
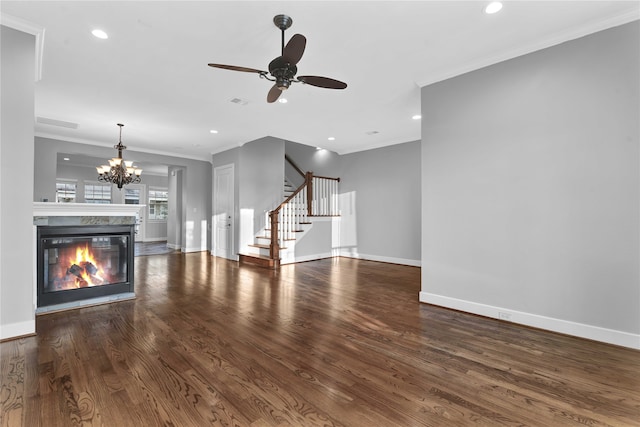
[91,29,108,39]
[484,2,503,14]
[316,147,322,150]
[63,157,70,161]
[209,129,218,134]
[278,98,288,104]
[327,137,335,141]
[412,114,422,120]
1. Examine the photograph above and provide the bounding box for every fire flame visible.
[68,244,104,287]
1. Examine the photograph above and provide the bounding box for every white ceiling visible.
[2,1,639,161]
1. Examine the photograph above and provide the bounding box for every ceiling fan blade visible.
[208,63,266,74]
[282,34,306,65]
[267,84,282,103]
[297,75,347,89]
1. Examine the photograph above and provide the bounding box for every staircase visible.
[239,161,340,268]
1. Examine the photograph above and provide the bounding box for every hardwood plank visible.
[1,254,639,426]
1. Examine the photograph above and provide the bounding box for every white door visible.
[213,164,234,259]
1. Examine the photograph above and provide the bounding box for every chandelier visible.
[96,123,142,189]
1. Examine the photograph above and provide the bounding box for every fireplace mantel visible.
[34,202,145,218]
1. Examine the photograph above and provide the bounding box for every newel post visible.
[269,210,280,260]
[306,171,313,217]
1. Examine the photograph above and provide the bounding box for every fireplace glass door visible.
[37,225,134,307]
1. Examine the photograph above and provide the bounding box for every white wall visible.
[420,22,640,348]
[0,26,36,339]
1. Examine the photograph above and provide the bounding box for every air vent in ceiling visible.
[229,97,249,106]
[36,116,79,129]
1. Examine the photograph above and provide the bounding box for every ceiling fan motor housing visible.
[268,57,297,90]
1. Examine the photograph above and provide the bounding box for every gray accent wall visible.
[1,26,36,339]
[421,22,639,347]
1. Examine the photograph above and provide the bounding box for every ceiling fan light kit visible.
[208,14,347,103]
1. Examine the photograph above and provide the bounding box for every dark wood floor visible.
[1,253,639,426]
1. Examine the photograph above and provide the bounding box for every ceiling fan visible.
[208,14,347,103]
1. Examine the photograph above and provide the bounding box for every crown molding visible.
[417,11,640,87]
[1,13,45,82]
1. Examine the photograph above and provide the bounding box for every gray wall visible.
[35,137,211,252]
[1,26,36,339]
[168,166,185,249]
[238,137,284,253]
[421,22,639,347]
[214,138,422,265]
[55,163,169,241]
[284,140,342,179]
[340,141,421,265]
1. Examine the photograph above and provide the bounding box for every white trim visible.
[1,14,45,81]
[420,292,640,350]
[182,247,205,253]
[0,320,36,341]
[167,243,181,250]
[281,252,334,265]
[416,12,640,88]
[338,249,421,267]
[210,250,239,261]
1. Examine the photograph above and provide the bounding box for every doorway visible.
[213,164,234,260]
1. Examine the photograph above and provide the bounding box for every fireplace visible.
[36,224,134,308]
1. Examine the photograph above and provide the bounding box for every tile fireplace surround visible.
[33,202,143,314]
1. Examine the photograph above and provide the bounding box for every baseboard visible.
[281,252,334,265]
[0,319,36,341]
[181,247,206,253]
[210,250,239,261]
[166,243,180,250]
[142,237,167,243]
[420,292,640,350]
[338,249,421,267]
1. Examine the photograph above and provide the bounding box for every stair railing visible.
[268,171,340,262]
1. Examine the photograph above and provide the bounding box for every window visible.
[124,188,140,205]
[85,184,112,204]
[148,188,168,220]
[56,181,77,203]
